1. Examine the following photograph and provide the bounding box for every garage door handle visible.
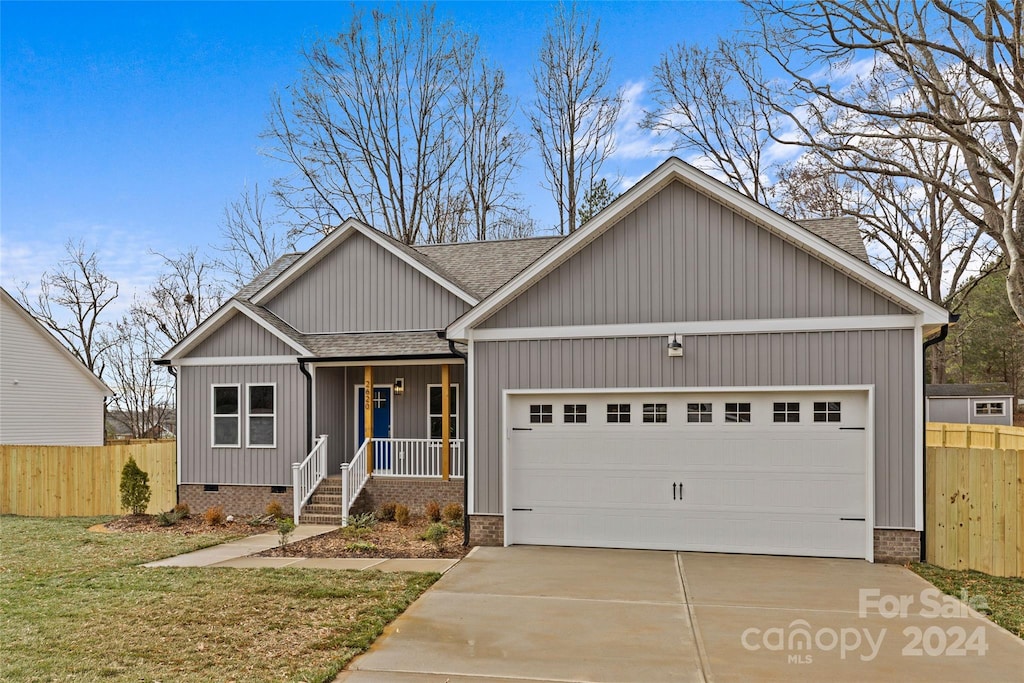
[512,508,533,512]
[512,427,532,431]
[673,482,683,500]
[839,427,865,431]
[840,517,865,521]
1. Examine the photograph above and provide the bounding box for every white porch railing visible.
[292,434,328,523]
[371,438,464,478]
[340,438,371,527]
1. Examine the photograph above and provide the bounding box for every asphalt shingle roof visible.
[414,236,563,299]
[297,330,463,358]
[795,217,869,262]
[926,383,1013,397]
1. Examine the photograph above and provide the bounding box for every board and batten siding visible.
[188,311,296,357]
[481,181,907,329]
[473,329,916,528]
[0,296,107,445]
[179,364,306,485]
[314,364,465,472]
[266,232,471,333]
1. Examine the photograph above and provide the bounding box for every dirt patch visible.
[102,514,274,537]
[258,517,469,559]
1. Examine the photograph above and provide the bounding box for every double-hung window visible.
[212,385,240,447]
[429,384,459,438]
[247,384,276,447]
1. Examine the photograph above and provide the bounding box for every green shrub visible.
[377,502,397,522]
[203,505,226,526]
[421,522,448,549]
[394,504,410,526]
[265,500,285,519]
[155,510,180,527]
[345,541,377,552]
[442,503,463,524]
[349,512,377,529]
[119,457,152,515]
[172,502,191,518]
[247,513,274,526]
[277,516,296,548]
[424,500,441,523]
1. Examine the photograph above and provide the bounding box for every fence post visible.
[292,462,301,525]
[341,463,350,527]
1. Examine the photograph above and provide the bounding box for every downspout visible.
[440,331,471,546]
[298,359,313,455]
[920,316,955,562]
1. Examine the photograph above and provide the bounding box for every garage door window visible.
[564,404,587,423]
[772,402,800,423]
[687,403,712,423]
[813,402,842,422]
[643,403,667,423]
[607,404,631,423]
[724,402,752,423]
[529,404,553,423]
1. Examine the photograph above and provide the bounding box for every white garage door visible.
[506,390,870,559]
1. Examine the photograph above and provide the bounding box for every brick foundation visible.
[873,529,921,564]
[178,484,293,518]
[352,477,464,517]
[468,514,504,546]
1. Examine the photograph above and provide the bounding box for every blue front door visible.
[357,387,392,469]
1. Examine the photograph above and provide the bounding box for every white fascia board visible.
[504,384,875,396]
[447,158,949,339]
[162,300,311,360]
[1,289,112,396]
[174,356,300,366]
[469,315,918,342]
[249,218,479,307]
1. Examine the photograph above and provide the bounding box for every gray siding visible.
[179,363,306,485]
[314,364,466,472]
[473,330,916,528]
[267,232,471,333]
[926,397,1014,426]
[189,312,296,357]
[481,181,907,329]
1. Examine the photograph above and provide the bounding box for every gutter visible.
[296,353,460,363]
[920,314,957,562]
[438,331,471,547]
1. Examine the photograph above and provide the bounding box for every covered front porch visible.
[292,335,466,522]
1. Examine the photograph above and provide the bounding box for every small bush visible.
[424,500,441,522]
[421,522,448,549]
[247,513,274,526]
[394,504,410,526]
[155,510,181,527]
[119,456,151,515]
[203,505,226,526]
[345,541,377,552]
[349,512,377,529]
[172,502,191,518]
[442,503,463,524]
[377,502,397,522]
[265,500,284,519]
[277,516,296,548]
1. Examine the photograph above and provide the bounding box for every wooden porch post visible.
[364,365,373,475]
[441,363,451,481]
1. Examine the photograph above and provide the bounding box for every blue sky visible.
[2,1,748,302]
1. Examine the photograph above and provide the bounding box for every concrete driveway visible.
[337,546,1024,682]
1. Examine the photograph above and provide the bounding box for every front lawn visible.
[911,563,1024,639]
[0,515,438,682]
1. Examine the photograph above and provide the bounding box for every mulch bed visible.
[101,514,274,536]
[257,517,470,559]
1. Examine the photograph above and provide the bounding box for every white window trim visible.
[974,400,1007,417]
[211,383,241,448]
[246,382,277,449]
[427,383,460,438]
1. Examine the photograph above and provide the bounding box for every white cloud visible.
[608,80,672,163]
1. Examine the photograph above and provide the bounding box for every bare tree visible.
[216,183,291,289]
[745,0,1024,324]
[642,39,775,204]
[16,240,118,377]
[265,4,481,245]
[456,58,529,241]
[104,312,174,438]
[133,249,224,348]
[529,1,621,234]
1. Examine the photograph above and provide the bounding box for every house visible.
[0,287,112,445]
[106,409,176,440]
[926,383,1015,426]
[161,158,951,564]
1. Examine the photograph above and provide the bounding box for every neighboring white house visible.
[0,288,112,445]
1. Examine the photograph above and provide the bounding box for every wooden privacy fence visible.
[925,446,1023,578]
[927,422,1024,449]
[0,441,176,517]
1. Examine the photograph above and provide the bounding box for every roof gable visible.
[447,158,950,339]
[161,300,311,360]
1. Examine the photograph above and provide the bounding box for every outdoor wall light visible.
[667,335,683,358]
[393,377,405,395]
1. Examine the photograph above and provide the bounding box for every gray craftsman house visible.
[162,158,951,563]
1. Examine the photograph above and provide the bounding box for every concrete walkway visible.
[142,524,459,573]
[338,546,1024,682]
